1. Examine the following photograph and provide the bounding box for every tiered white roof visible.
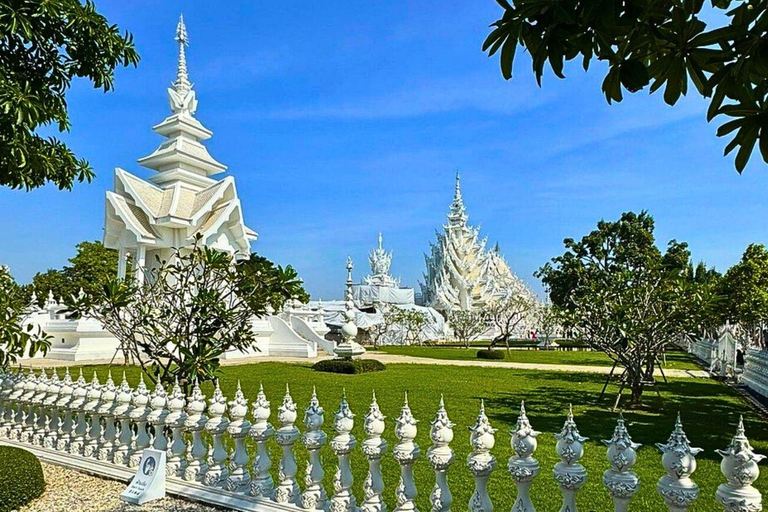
[104,16,256,259]
[420,173,536,312]
[365,233,400,288]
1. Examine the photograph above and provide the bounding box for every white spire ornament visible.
[716,416,765,511]
[334,257,366,359]
[168,14,197,115]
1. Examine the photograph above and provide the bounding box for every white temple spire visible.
[173,15,192,97]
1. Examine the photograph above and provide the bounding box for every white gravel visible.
[18,462,224,512]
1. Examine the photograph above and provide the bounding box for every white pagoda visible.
[104,16,256,281]
[420,173,537,313]
[352,233,414,306]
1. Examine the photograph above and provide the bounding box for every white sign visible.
[120,449,166,505]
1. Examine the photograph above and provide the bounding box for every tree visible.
[0,266,49,369]
[31,241,118,304]
[535,211,711,404]
[71,237,267,393]
[235,253,309,312]
[484,0,768,172]
[448,309,488,348]
[0,0,139,190]
[486,293,536,350]
[721,244,768,347]
[387,308,428,346]
[534,302,561,348]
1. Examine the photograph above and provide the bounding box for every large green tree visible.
[484,0,768,172]
[0,266,49,369]
[235,253,309,312]
[721,243,768,346]
[536,211,712,404]
[0,0,139,190]
[31,240,117,304]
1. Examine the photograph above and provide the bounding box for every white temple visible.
[421,173,537,313]
[104,16,256,281]
[21,16,331,361]
[351,233,414,307]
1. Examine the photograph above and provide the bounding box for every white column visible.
[117,246,127,279]
[393,392,420,512]
[553,405,587,512]
[301,387,326,510]
[134,244,146,283]
[249,383,274,497]
[656,413,701,512]
[427,396,455,512]
[330,390,356,512]
[602,415,640,512]
[361,391,387,512]
[467,400,496,512]
[274,385,300,505]
[203,381,230,486]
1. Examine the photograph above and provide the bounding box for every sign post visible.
[120,449,166,505]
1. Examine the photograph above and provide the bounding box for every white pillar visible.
[134,245,146,283]
[117,246,127,279]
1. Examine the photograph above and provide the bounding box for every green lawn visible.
[55,361,764,512]
[376,345,704,370]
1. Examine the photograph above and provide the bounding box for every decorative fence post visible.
[20,369,40,444]
[148,380,170,455]
[249,383,274,497]
[68,370,88,455]
[361,391,387,512]
[553,405,587,512]
[165,378,187,477]
[113,372,135,465]
[129,375,151,468]
[301,387,326,509]
[393,392,420,512]
[204,380,230,486]
[467,400,496,512]
[10,370,32,441]
[32,369,52,446]
[83,372,103,457]
[0,370,19,438]
[656,413,702,512]
[602,415,640,512]
[330,390,356,512]
[509,401,540,512]
[183,380,209,481]
[42,370,61,449]
[428,395,454,512]
[274,384,300,505]
[715,416,765,511]
[226,381,251,492]
[97,372,118,461]
[55,369,74,451]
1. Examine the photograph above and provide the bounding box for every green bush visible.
[0,446,45,512]
[476,349,506,360]
[312,358,386,374]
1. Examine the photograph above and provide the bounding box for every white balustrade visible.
[468,400,496,512]
[509,401,540,512]
[0,369,764,512]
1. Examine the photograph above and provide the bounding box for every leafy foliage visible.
[385,308,429,346]
[0,266,50,369]
[0,446,45,512]
[311,358,386,374]
[486,293,536,349]
[721,243,768,346]
[484,0,768,172]
[70,237,261,393]
[449,309,488,348]
[535,211,714,403]
[31,241,117,304]
[0,0,140,190]
[235,253,309,312]
[476,348,506,359]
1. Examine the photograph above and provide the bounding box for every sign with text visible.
[119,449,166,505]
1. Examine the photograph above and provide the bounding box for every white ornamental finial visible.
[168,14,197,114]
[454,171,462,202]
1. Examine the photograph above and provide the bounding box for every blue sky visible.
[1,1,767,299]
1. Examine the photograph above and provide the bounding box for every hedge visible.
[312,358,386,374]
[476,349,506,360]
[0,445,45,512]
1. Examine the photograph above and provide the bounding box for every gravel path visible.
[18,462,223,512]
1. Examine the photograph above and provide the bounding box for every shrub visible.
[0,446,45,511]
[312,358,386,374]
[476,349,505,360]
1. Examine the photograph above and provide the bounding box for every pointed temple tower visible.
[104,16,257,281]
[420,173,536,313]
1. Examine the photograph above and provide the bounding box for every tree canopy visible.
[721,243,768,345]
[0,0,139,190]
[235,253,310,312]
[0,265,49,369]
[484,0,768,172]
[536,211,713,403]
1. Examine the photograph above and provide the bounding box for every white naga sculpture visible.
[421,173,537,313]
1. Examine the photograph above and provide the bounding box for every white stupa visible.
[104,16,256,281]
[420,173,537,313]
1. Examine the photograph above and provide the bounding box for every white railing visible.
[0,368,764,512]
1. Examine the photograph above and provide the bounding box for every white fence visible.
[0,368,764,512]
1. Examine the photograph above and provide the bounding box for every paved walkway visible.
[19,352,709,379]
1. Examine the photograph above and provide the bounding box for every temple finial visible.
[174,15,191,95]
[378,232,383,250]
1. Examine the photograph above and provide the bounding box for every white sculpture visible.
[227,381,252,492]
[330,391,357,512]
[467,400,496,512]
[204,381,229,485]
[553,405,587,512]
[301,387,326,509]
[656,413,701,512]
[421,173,537,316]
[249,383,275,497]
[716,416,764,511]
[274,385,300,505]
[334,257,366,359]
[366,233,400,288]
[361,392,388,512]
[427,396,455,512]
[393,393,420,512]
[602,415,640,512]
[509,401,540,512]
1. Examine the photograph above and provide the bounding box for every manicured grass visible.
[65,361,764,512]
[377,345,703,370]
